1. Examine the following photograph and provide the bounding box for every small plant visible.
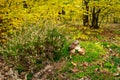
[27,72,33,80]
[111,57,120,66]
[102,42,111,48]
[110,44,120,53]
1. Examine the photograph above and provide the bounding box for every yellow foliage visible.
[1,0,118,43]
[0,0,84,43]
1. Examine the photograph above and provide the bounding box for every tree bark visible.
[83,14,89,26]
[91,7,101,29]
[83,0,89,26]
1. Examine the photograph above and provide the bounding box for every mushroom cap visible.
[72,40,79,45]
[69,44,76,50]
[78,48,85,55]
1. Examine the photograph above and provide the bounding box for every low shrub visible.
[0,25,69,71]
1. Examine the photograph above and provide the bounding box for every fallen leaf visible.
[78,48,85,55]
[71,62,77,66]
[70,67,79,73]
[81,62,89,67]
[113,72,119,76]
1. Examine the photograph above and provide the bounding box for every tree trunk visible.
[91,7,101,29]
[83,0,89,26]
[83,14,89,26]
[113,17,118,23]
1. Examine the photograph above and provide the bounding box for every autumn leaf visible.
[71,61,77,66]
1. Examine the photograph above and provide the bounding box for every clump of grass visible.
[114,30,120,35]
[102,42,120,53]
[90,71,115,80]
[110,44,120,54]
[0,24,70,71]
[111,56,120,66]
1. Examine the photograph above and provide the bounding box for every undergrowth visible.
[0,24,70,71]
[0,24,120,79]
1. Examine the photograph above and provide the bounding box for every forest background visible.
[0,0,120,80]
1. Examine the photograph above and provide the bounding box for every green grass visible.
[102,42,120,53]
[60,41,107,79]
[59,39,120,79]
[114,30,120,35]
[110,44,120,54]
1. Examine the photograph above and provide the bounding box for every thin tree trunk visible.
[83,14,89,26]
[83,0,89,26]
[91,7,101,29]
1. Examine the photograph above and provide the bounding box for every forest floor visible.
[0,23,120,80]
